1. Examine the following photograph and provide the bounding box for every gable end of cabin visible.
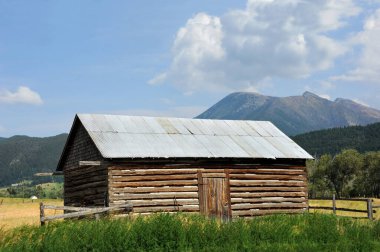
[59,118,107,207]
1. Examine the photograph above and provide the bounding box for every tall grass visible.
[1,213,379,251]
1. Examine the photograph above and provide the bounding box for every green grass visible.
[0,182,63,199]
[1,213,379,251]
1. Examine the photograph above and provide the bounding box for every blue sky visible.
[1,0,380,137]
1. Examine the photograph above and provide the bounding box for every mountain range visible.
[2,91,380,186]
[197,91,380,135]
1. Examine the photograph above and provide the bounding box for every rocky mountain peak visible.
[302,91,321,99]
[197,92,380,135]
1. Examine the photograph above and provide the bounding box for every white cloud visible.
[151,0,360,94]
[318,94,331,100]
[242,77,273,93]
[148,73,167,86]
[333,8,380,84]
[353,98,369,107]
[320,80,335,90]
[0,86,43,105]
[318,0,360,31]
[150,12,225,93]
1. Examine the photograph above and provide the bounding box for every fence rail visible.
[311,197,368,202]
[40,203,133,226]
[308,195,378,220]
[309,206,368,213]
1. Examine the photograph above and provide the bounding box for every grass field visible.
[1,197,379,230]
[1,197,379,251]
[0,197,63,230]
[1,213,379,251]
[309,198,380,219]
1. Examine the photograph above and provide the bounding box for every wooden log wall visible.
[229,165,308,217]
[108,163,308,217]
[64,164,108,207]
[108,165,201,214]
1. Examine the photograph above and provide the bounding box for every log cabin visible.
[56,114,313,219]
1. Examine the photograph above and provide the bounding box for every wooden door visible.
[198,172,231,220]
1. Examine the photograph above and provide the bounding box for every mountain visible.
[292,122,380,156]
[197,91,380,135]
[0,134,68,186]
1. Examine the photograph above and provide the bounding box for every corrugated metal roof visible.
[77,114,313,160]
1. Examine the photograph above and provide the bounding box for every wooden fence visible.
[40,203,133,226]
[39,197,379,226]
[308,195,379,220]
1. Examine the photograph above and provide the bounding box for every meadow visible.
[1,197,379,229]
[309,198,380,219]
[0,197,63,230]
[1,197,380,251]
[1,213,380,251]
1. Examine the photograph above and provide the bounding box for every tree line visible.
[307,149,380,198]
[293,122,380,156]
[0,181,63,199]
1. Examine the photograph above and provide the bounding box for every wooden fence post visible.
[40,202,45,226]
[332,194,336,215]
[367,199,373,220]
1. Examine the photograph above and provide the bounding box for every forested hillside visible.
[0,134,67,186]
[292,122,380,156]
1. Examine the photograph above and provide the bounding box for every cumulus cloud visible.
[151,0,360,93]
[149,12,225,93]
[0,86,43,105]
[333,8,380,83]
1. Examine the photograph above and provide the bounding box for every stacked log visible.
[108,163,308,217]
[108,166,200,214]
[229,166,308,217]
[64,165,107,206]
